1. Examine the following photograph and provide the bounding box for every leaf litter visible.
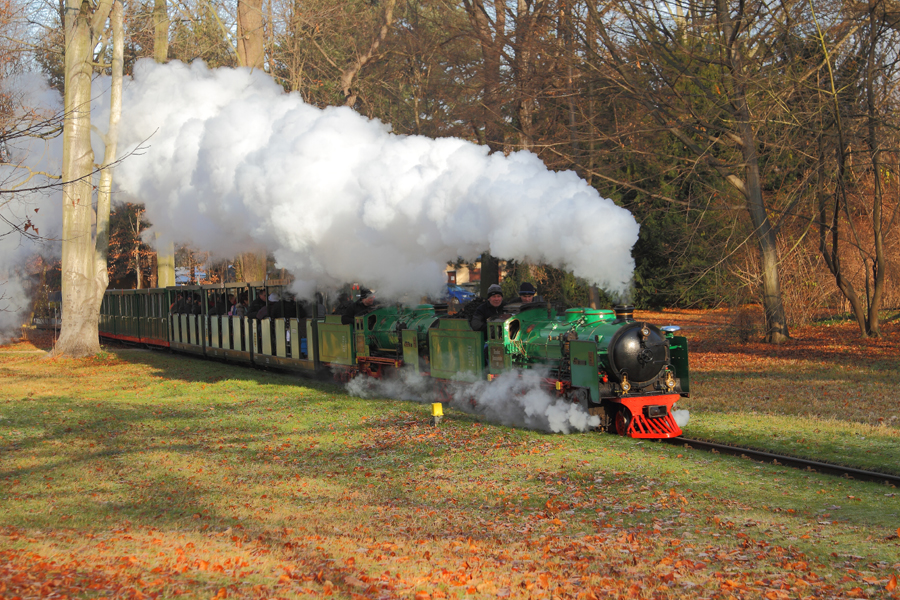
[1,318,899,599]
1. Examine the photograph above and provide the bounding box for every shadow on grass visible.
[4,383,898,596]
[7,340,899,590]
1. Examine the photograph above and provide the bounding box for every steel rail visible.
[662,437,900,486]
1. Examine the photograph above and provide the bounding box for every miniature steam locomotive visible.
[99,283,689,438]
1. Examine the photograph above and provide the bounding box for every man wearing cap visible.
[469,284,505,334]
[516,282,538,303]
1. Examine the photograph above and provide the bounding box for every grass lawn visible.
[1,318,899,600]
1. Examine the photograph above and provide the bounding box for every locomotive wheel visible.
[613,408,632,436]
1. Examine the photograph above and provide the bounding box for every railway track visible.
[662,436,900,486]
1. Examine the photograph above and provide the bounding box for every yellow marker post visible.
[431,402,443,426]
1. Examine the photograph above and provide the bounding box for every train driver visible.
[469,284,505,334]
[339,289,378,324]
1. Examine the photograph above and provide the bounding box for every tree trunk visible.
[152,0,175,287]
[54,0,119,358]
[561,1,578,163]
[243,251,267,281]
[864,12,885,337]
[463,0,506,152]
[740,119,788,343]
[133,208,142,289]
[153,0,168,62]
[718,0,788,343]
[513,0,540,151]
[237,0,265,69]
[157,239,175,287]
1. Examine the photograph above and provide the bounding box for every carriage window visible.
[508,320,520,340]
[367,314,378,330]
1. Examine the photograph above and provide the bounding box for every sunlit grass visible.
[1,330,899,599]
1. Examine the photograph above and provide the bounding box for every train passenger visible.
[232,294,249,317]
[170,292,184,314]
[192,294,203,315]
[315,293,327,318]
[256,293,279,320]
[214,293,228,315]
[226,294,237,316]
[271,295,306,319]
[469,284,505,334]
[247,290,266,319]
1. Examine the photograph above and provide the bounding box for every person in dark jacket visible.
[247,290,266,318]
[256,292,279,320]
[469,284,505,334]
[170,292,185,314]
[333,292,353,316]
[270,295,306,319]
[339,289,377,324]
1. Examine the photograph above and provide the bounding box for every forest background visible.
[4,0,900,343]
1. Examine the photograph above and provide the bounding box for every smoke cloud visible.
[0,73,63,342]
[348,368,601,434]
[102,59,640,299]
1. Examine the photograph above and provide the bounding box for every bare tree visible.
[339,0,397,108]
[582,0,793,341]
[812,2,900,336]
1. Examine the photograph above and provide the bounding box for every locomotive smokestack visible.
[614,305,635,322]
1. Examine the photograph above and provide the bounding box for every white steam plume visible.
[348,368,601,434]
[0,73,63,342]
[103,60,640,299]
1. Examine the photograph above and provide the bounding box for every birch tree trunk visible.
[53,0,122,358]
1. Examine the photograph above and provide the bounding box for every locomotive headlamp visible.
[620,374,631,394]
[665,371,676,391]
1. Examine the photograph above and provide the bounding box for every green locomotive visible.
[344,301,689,438]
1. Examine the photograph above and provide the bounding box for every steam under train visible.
[98,281,690,438]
